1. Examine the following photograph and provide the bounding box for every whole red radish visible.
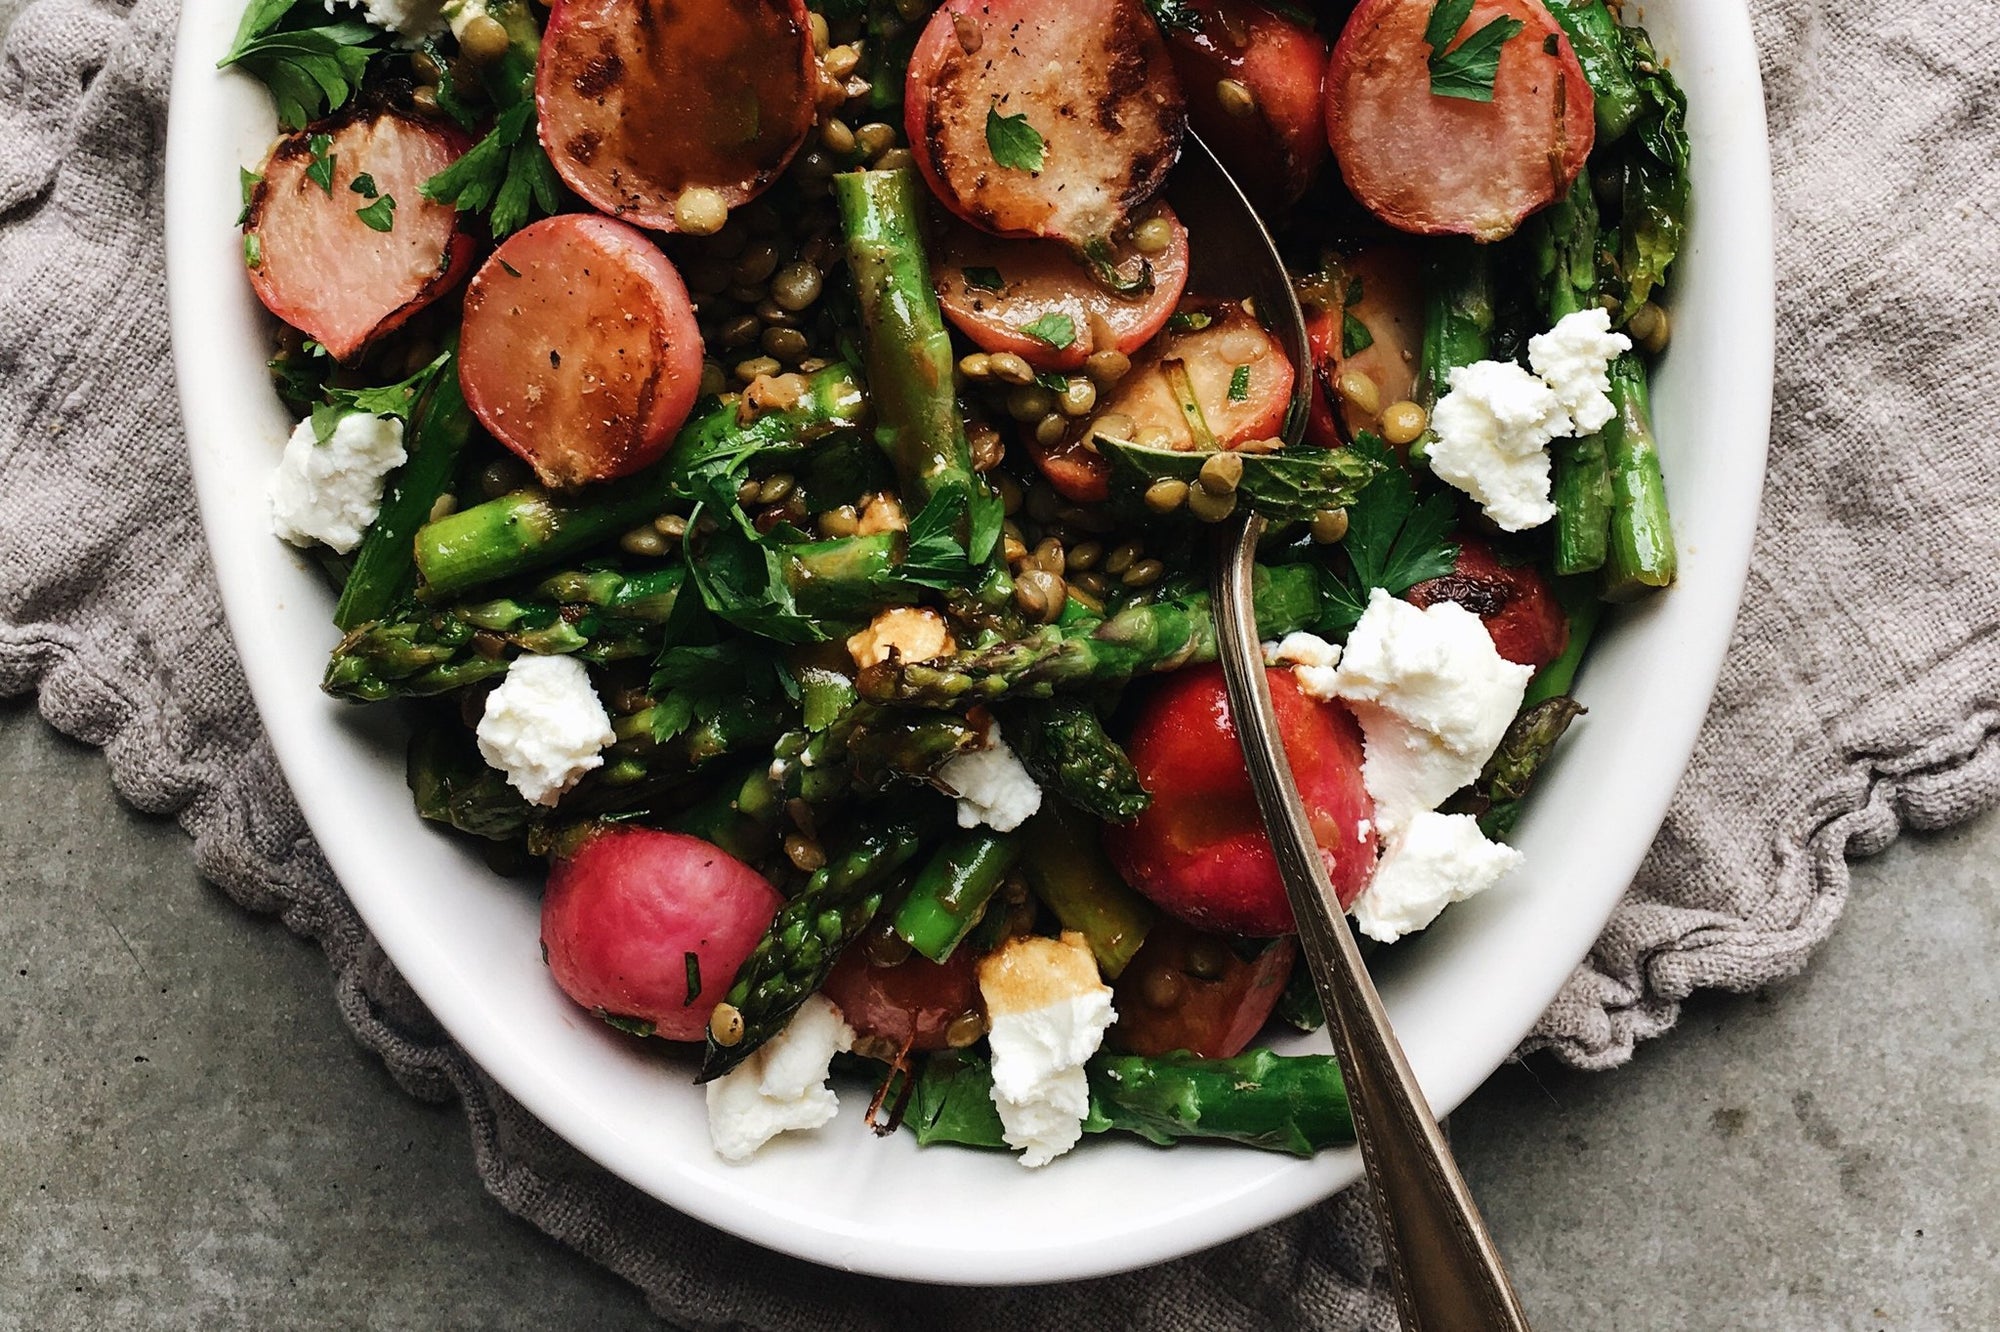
[1109,921,1296,1058]
[244,107,475,362]
[1405,537,1569,670]
[1158,0,1329,208]
[537,0,815,230]
[933,201,1190,372]
[541,828,782,1042]
[905,0,1187,248]
[459,214,703,488]
[1105,664,1376,937]
[1324,0,1594,239]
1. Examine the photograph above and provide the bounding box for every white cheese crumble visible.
[474,655,616,807]
[1529,308,1633,436]
[705,995,855,1163]
[1266,631,1343,701]
[268,412,406,555]
[977,933,1115,1168]
[1426,360,1567,532]
[1350,811,1522,943]
[326,0,447,37]
[1331,589,1532,837]
[1428,310,1632,532]
[937,722,1042,832]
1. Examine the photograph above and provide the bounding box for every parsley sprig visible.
[1319,434,1461,634]
[986,105,1046,173]
[217,0,386,129]
[1423,0,1526,104]
[421,99,563,239]
[309,351,450,445]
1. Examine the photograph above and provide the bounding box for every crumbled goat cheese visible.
[1529,309,1632,436]
[1331,589,1532,836]
[327,0,447,37]
[1429,311,1635,531]
[1266,631,1343,701]
[474,655,616,807]
[1351,811,1522,943]
[1426,360,1568,532]
[977,933,1115,1167]
[938,722,1042,832]
[268,412,406,554]
[705,995,854,1163]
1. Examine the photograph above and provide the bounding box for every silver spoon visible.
[1166,135,1533,1332]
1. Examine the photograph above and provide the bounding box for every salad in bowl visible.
[217,0,1689,1172]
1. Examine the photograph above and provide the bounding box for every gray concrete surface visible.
[1,693,1994,1330]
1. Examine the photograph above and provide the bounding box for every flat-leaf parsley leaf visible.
[218,0,382,130]
[986,105,1046,173]
[1018,312,1076,350]
[1319,433,1460,634]
[354,193,396,232]
[1423,0,1525,104]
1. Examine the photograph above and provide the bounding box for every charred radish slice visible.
[905,0,1187,249]
[935,202,1190,372]
[1031,304,1293,500]
[244,109,475,363]
[1325,0,1594,240]
[459,214,703,488]
[1299,246,1423,444]
[537,0,815,231]
[1157,0,1328,208]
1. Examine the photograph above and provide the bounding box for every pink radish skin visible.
[541,829,783,1043]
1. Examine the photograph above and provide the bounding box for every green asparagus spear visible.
[700,819,928,1081]
[834,168,1001,562]
[1542,0,1645,140]
[1600,354,1676,599]
[325,566,686,701]
[412,365,866,598]
[1522,576,1603,705]
[1016,804,1154,979]
[904,1048,1354,1157]
[1411,242,1494,463]
[1532,177,1613,576]
[999,697,1150,823]
[889,830,1021,963]
[665,761,781,864]
[855,563,1323,707]
[335,358,475,630]
[1466,696,1588,839]
[407,716,534,843]
[769,703,986,805]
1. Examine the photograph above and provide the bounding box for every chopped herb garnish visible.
[1035,371,1070,394]
[304,132,335,195]
[1341,312,1374,357]
[236,167,260,225]
[354,193,396,232]
[599,1012,657,1038]
[1140,0,1198,32]
[1227,365,1251,402]
[1018,312,1076,350]
[217,0,384,129]
[1165,310,1213,332]
[349,171,378,198]
[961,265,1005,292]
[243,233,262,269]
[1423,0,1525,103]
[648,636,800,744]
[985,104,1047,173]
[683,952,702,1005]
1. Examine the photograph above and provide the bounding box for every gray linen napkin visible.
[3,0,1994,1325]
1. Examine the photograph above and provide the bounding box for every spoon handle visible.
[1211,513,1532,1332]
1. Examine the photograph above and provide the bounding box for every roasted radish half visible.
[1299,246,1424,445]
[1031,303,1294,500]
[1324,0,1594,240]
[1158,0,1329,208]
[934,201,1190,372]
[244,108,475,363]
[905,0,1187,250]
[537,0,816,231]
[459,214,704,488]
